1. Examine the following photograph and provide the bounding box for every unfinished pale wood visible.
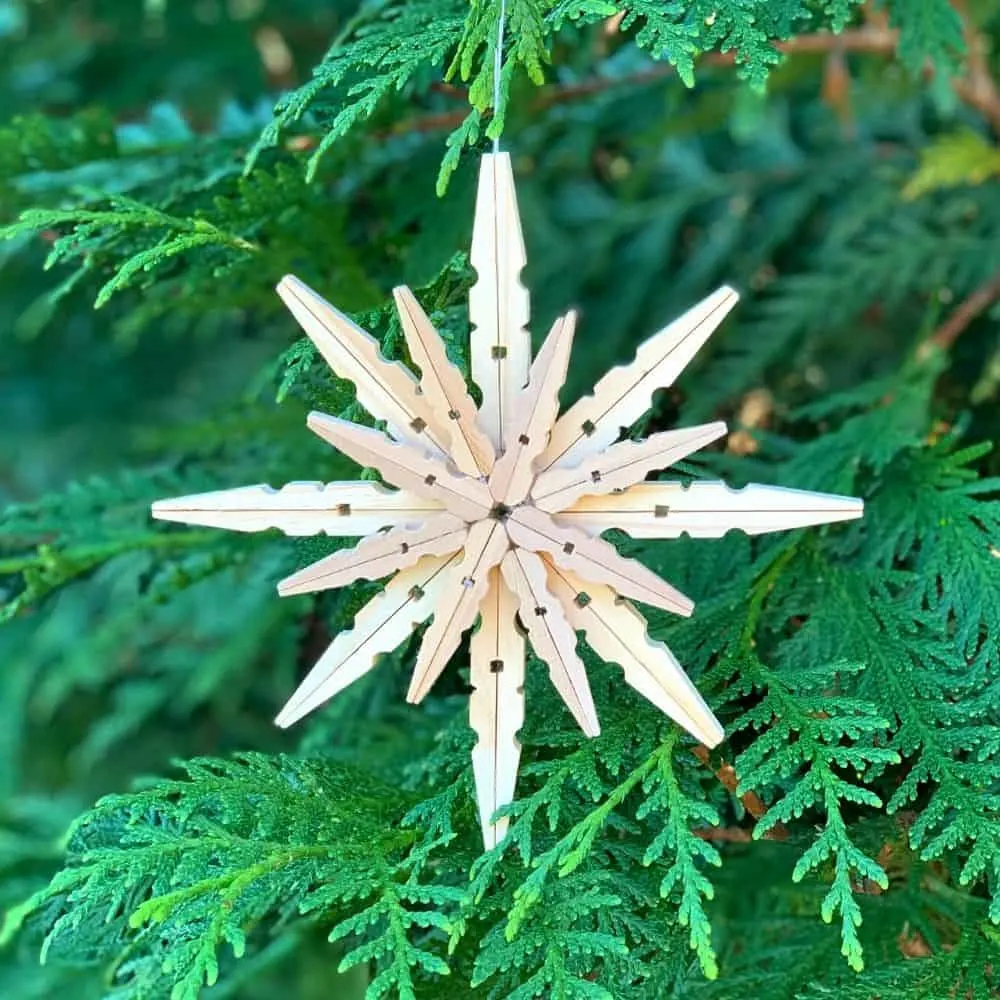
[307,412,493,522]
[407,519,511,703]
[532,421,727,513]
[470,152,532,450]
[277,514,467,596]
[393,286,496,478]
[544,559,723,747]
[469,568,525,848]
[558,481,865,538]
[151,481,445,536]
[500,547,600,737]
[537,286,739,473]
[278,275,447,457]
[149,153,873,852]
[506,505,694,617]
[489,312,576,505]
[275,553,460,728]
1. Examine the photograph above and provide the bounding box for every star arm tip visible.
[275,552,460,726]
[149,484,303,534]
[469,567,525,850]
[545,560,720,746]
[700,722,726,750]
[276,273,303,296]
[500,548,601,738]
[539,287,740,473]
[532,420,728,512]
[150,498,183,523]
[558,481,865,539]
[470,152,531,451]
[274,515,467,598]
[306,408,334,430]
[393,284,496,477]
[508,506,695,619]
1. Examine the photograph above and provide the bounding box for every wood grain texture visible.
[470,152,532,450]
[393,285,496,477]
[469,568,525,848]
[532,421,727,512]
[489,312,576,505]
[506,505,694,617]
[558,481,865,538]
[307,412,493,522]
[537,285,739,473]
[406,519,510,703]
[544,559,723,747]
[276,514,467,596]
[500,547,600,737]
[151,481,445,536]
[146,162,871,846]
[278,275,446,457]
[275,553,460,728]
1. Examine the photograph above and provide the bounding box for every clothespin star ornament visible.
[152,154,863,848]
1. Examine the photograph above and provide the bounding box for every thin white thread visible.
[492,0,508,152]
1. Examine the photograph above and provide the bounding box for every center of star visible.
[488,502,512,522]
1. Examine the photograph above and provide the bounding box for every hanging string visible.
[492,0,508,153]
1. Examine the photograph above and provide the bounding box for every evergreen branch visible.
[781,556,1000,928]
[637,731,722,978]
[382,20,1000,144]
[730,655,898,971]
[4,756,457,1000]
[2,202,260,304]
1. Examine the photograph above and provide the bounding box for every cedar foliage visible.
[1,0,1000,996]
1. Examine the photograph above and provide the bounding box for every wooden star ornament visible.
[152,154,863,848]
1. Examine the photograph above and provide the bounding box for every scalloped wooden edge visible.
[538,286,739,473]
[507,505,694,617]
[470,152,532,450]
[469,567,525,848]
[151,481,445,536]
[277,514,467,596]
[557,481,865,538]
[275,553,461,727]
[532,421,726,512]
[544,559,723,747]
[407,519,510,703]
[394,286,496,477]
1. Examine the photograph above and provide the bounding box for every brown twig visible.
[381,29,905,137]
[919,271,1000,357]
[694,826,753,842]
[691,745,789,841]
